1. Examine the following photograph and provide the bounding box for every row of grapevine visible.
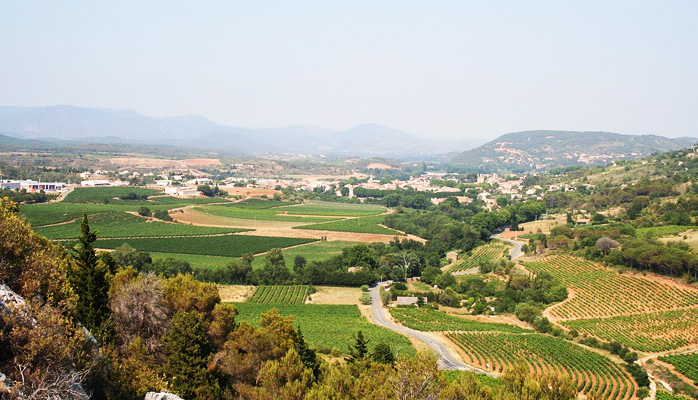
[524,255,698,320]
[389,307,528,333]
[247,285,310,304]
[446,332,637,400]
[658,353,698,382]
[563,308,698,352]
[448,244,509,272]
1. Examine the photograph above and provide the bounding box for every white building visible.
[81,180,111,187]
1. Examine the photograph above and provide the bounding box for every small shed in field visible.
[446,251,459,262]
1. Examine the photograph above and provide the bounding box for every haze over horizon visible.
[2,1,697,140]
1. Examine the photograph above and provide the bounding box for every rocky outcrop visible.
[145,392,184,400]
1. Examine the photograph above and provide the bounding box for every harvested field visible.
[307,286,363,305]
[218,285,255,302]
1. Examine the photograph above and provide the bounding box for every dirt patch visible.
[218,285,256,303]
[366,163,396,170]
[307,286,362,305]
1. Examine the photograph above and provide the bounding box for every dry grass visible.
[518,214,566,235]
[662,230,698,247]
[218,285,256,303]
[307,286,363,305]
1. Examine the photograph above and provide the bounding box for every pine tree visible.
[70,213,110,334]
[372,342,395,366]
[162,311,218,399]
[294,327,320,379]
[345,330,370,363]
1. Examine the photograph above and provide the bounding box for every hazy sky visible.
[1,1,697,140]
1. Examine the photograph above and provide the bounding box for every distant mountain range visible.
[0,105,480,158]
[451,130,697,172]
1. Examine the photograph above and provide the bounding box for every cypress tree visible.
[70,213,110,334]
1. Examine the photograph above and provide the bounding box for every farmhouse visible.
[446,251,459,262]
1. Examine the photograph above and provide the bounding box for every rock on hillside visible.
[145,392,184,400]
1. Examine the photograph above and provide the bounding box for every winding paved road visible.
[492,235,524,260]
[369,286,497,376]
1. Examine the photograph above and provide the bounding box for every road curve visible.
[492,235,524,260]
[369,286,498,376]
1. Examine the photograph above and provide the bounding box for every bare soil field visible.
[307,286,362,305]
[218,285,256,302]
[218,187,282,197]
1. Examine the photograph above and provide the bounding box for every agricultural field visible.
[194,200,385,224]
[656,390,693,400]
[390,307,528,333]
[195,204,341,223]
[63,187,161,203]
[233,303,415,356]
[34,211,245,239]
[524,256,698,320]
[563,309,698,353]
[295,215,401,235]
[658,353,698,383]
[67,235,316,257]
[247,285,310,305]
[448,242,510,273]
[21,194,224,227]
[150,252,234,273]
[446,332,637,400]
[278,201,386,216]
[250,240,360,269]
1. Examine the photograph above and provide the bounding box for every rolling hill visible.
[0,105,477,157]
[451,130,696,172]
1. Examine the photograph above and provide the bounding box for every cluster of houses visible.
[0,180,68,193]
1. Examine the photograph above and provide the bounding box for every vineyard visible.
[295,215,401,235]
[656,390,692,400]
[34,211,245,239]
[21,196,223,226]
[658,353,698,383]
[277,201,386,216]
[63,235,316,257]
[196,204,341,223]
[233,303,415,356]
[446,332,637,400]
[563,308,698,352]
[448,243,510,273]
[63,187,161,203]
[524,256,698,320]
[389,307,528,333]
[247,285,310,304]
